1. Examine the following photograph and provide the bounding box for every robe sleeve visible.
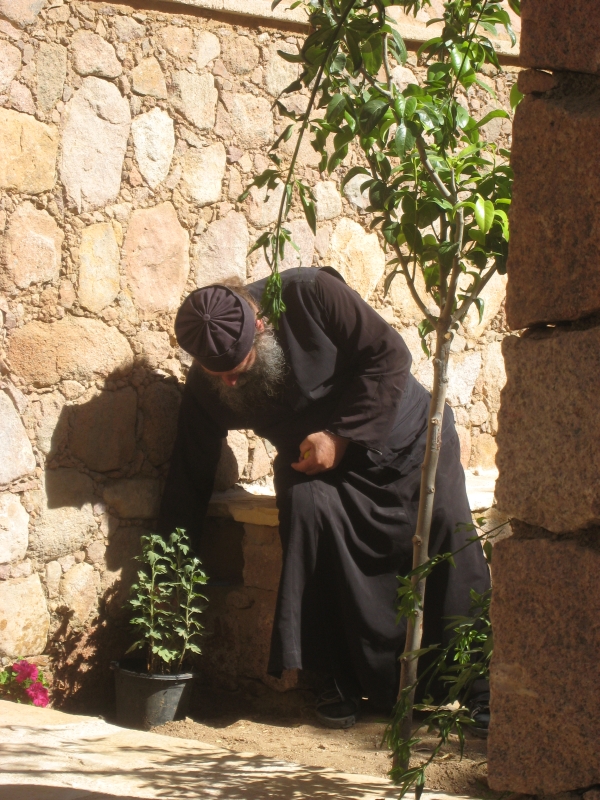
[313,269,412,451]
[157,368,225,542]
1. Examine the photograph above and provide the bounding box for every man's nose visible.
[222,373,238,387]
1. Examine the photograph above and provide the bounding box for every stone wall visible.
[489,1,600,794]
[0,0,515,710]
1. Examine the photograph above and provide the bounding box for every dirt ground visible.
[156,711,493,797]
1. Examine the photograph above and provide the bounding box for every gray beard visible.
[204,330,288,416]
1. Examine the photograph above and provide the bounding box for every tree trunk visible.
[394,327,452,769]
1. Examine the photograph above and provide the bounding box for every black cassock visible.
[159,267,490,707]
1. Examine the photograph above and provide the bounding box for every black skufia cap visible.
[175,285,255,372]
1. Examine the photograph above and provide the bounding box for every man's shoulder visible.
[247,267,345,299]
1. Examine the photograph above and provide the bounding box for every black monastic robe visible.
[159,267,490,706]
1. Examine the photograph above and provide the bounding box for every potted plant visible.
[112,528,208,730]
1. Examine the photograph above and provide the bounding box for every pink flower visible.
[12,660,38,684]
[25,682,49,708]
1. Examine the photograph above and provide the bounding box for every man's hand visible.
[291,431,349,476]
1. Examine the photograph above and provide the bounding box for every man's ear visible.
[255,317,266,333]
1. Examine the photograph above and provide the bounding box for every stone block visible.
[103,478,160,519]
[247,438,271,482]
[481,341,505,413]
[416,350,481,406]
[135,331,171,369]
[161,25,193,59]
[391,65,417,92]
[71,31,121,79]
[215,93,274,150]
[77,222,120,313]
[517,68,558,95]
[251,218,315,280]
[0,108,58,194]
[0,391,35,486]
[0,493,29,564]
[123,202,190,315]
[131,108,175,190]
[113,16,144,43]
[45,560,61,599]
[140,382,181,466]
[315,180,342,221]
[242,524,281,591]
[214,430,248,491]
[9,79,34,115]
[60,77,130,212]
[179,143,226,207]
[246,181,284,229]
[507,88,600,329]
[496,328,600,533]
[131,57,167,99]
[172,71,217,131]
[37,42,67,111]
[264,42,298,97]
[27,469,97,562]
[194,211,248,286]
[470,432,497,471]
[70,388,138,473]
[0,574,49,658]
[59,562,100,627]
[101,525,144,614]
[193,31,220,69]
[343,173,370,211]
[221,36,259,75]
[8,316,133,387]
[489,538,600,794]
[36,390,66,456]
[327,218,385,301]
[461,271,506,339]
[0,41,20,94]
[520,0,600,75]
[0,0,44,27]
[4,201,63,290]
[85,540,106,566]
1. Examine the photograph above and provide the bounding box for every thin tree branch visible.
[416,136,454,201]
[383,32,393,93]
[360,65,394,100]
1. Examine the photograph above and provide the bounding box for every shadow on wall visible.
[35,362,183,714]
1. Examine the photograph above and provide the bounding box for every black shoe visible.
[468,693,490,738]
[315,681,360,729]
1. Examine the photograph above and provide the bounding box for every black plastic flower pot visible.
[111,659,194,730]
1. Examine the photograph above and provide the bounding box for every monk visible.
[158,267,490,728]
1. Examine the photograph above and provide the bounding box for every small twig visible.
[360,66,394,101]
[416,136,454,201]
[383,32,393,93]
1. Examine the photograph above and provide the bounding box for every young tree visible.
[243,0,521,778]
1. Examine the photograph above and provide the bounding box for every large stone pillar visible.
[489,1,600,794]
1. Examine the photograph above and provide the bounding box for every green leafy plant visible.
[0,660,50,707]
[242,0,521,777]
[126,529,208,674]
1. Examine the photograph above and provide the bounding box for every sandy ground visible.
[156,712,494,797]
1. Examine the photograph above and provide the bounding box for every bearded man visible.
[158,267,490,729]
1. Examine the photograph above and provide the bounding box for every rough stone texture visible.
[327,218,385,300]
[0,40,20,94]
[37,42,67,111]
[391,65,417,92]
[161,25,193,59]
[180,143,226,207]
[123,202,190,314]
[315,180,342,221]
[27,469,96,563]
[496,328,600,533]
[45,560,61,599]
[9,79,35,114]
[242,524,281,591]
[215,430,248,491]
[0,0,44,27]
[36,390,66,456]
[251,217,314,280]
[221,36,259,75]
[0,391,36,485]
[461,272,507,339]
[0,108,58,194]
[70,388,138,473]
[489,538,600,794]
[134,330,171,369]
[77,222,121,313]
[59,562,101,627]
[246,182,284,229]
[0,492,28,564]
[343,173,370,211]
[264,42,298,97]
[103,478,160,519]
[131,108,175,190]
[4,201,63,290]
[520,0,600,75]
[247,439,271,482]
[101,525,143,613]
[60,77,131,212]
[517,68,558,95]
[215,93,274,150]
[481,340,505,413]
[507,89,600,329]
[71,31,121,79]
[131,57,168,99]
[471,432,497,472]
[140,382,181,466]
[194,211,248,286]
[8,317,133,387]
[172,71,217,131]
[194,31,220,69]
[0,574,49,658]
[113,16,144,42]
[86,540,106,566]
[417,350,482,406]
[388,267,428,325]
